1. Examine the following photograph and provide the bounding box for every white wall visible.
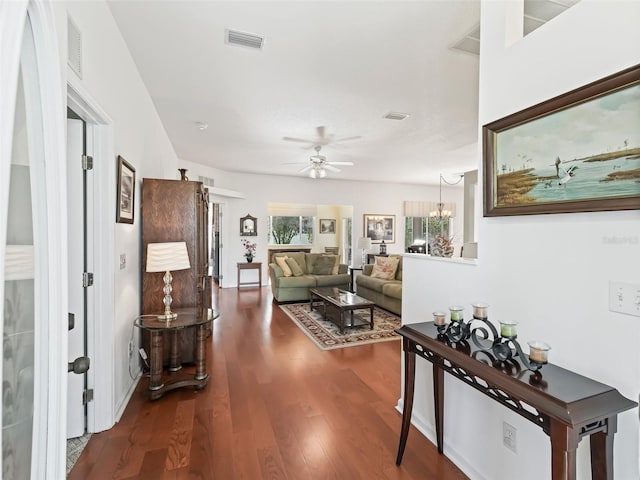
[53,1,180,421]
[179,159,465,288]
[403,1,640,479]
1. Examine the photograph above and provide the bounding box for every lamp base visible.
[156,311,178,321]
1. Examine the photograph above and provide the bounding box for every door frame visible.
[67,80,116,433]
[1,1,68,477]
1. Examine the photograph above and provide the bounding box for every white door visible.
[66,116,87,438]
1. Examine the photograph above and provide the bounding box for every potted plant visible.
[430,233,454,257]
[241,238,257,262]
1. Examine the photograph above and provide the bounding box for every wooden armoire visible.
[141,178,210,363]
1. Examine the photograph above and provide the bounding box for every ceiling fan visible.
[283,125,361,149]
[283,145,354,178]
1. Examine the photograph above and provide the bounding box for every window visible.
[268,216,314,245]
[405,216,450,251]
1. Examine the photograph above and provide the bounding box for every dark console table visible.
[395,322,637,480]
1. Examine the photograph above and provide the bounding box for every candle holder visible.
[433,304,546,372]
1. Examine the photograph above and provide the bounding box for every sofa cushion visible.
[275,256,292,277]
[307,254,336,275]
[314,273,350,287]
[371,256,400,280]
[285,257,304,276]
[356,274,387,293]
[277,275,316,288]
[382,281,402,300]
[393,255,403,280]
[322,254,340,274]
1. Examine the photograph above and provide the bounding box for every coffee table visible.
[309,287,375,333]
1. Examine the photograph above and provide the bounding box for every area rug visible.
[279,302,401,350]
[67,433,92,474]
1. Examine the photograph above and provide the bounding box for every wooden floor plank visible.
[69,285,469,479]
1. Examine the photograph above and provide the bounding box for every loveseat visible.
[268,252,350,303]
[356,255,402,315]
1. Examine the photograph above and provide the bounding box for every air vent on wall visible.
[67,16,82,78]
[225,29,264,50]
[198,176,215,188]
[384,112,410,121]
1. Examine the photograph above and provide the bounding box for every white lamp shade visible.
[357,237,372,249]
[146,242,190,273]
[4,245,34,280]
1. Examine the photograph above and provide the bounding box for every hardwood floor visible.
[69,286,469,479]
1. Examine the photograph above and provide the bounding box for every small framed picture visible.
[240,214,257,236]
[363,214,395,244]
[319,218,336,234]
[116,156,135,224]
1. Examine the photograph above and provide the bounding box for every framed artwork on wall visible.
[363,214,395,244]
[116,155,135,224]
[483,64,640,217]
[319,218,336,234]
[240,214,257,236]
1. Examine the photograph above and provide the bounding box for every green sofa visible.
[268,252,350,303]
[356,255,402,315]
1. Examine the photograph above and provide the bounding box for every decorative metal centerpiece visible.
[432,303,550,372]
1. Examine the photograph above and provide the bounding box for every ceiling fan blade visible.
[298,165,312,173]
[283,136,314,143]
[281,161,310,165]
[324,165,341,172]
[326,161,354,166]
[332,135,362,143]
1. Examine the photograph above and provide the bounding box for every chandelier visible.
[429,174,462,219]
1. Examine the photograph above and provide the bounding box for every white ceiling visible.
[107,1,482,185]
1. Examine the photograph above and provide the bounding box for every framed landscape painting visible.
[364,214,395,244]
[319,218,336,234]
[483,64,640,217]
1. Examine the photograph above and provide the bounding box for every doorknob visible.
[68,356,90,374]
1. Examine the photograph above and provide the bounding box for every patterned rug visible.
[67,433,92,474]
[279,302,401,350]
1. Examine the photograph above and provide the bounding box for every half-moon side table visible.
[134,307,219,400]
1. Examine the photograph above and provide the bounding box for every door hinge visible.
[82,272,94,287]
[82,155,93,170]
[83,388,94,405]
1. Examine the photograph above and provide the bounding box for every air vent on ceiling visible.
[198,176,215,188]
[225,29,264,50]
[384,112,410,121]
[67,16,82,78]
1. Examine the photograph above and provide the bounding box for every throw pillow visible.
[370,256,400,280]
[285,257,304,277]
[311,255,336,275]
[275,256,292,277]
[322,254,339,275]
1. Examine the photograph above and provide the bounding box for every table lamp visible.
[357,237,371,266]
[146,241,191,320]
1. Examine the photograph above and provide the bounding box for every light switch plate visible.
[609,282,640,317]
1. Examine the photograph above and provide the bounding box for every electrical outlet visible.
[609,281,640,317]
[119,254,126,270]
[128,340,134,356]
[503,422,517,453]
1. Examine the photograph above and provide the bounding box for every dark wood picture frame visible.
[240,214,257,236]
[116,155,136,224]
[483,64,640,217]
[363,214,395,244]
[319,218,336,234]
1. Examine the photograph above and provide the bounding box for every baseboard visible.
[394,398,486,480]
[115,372,142,423]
